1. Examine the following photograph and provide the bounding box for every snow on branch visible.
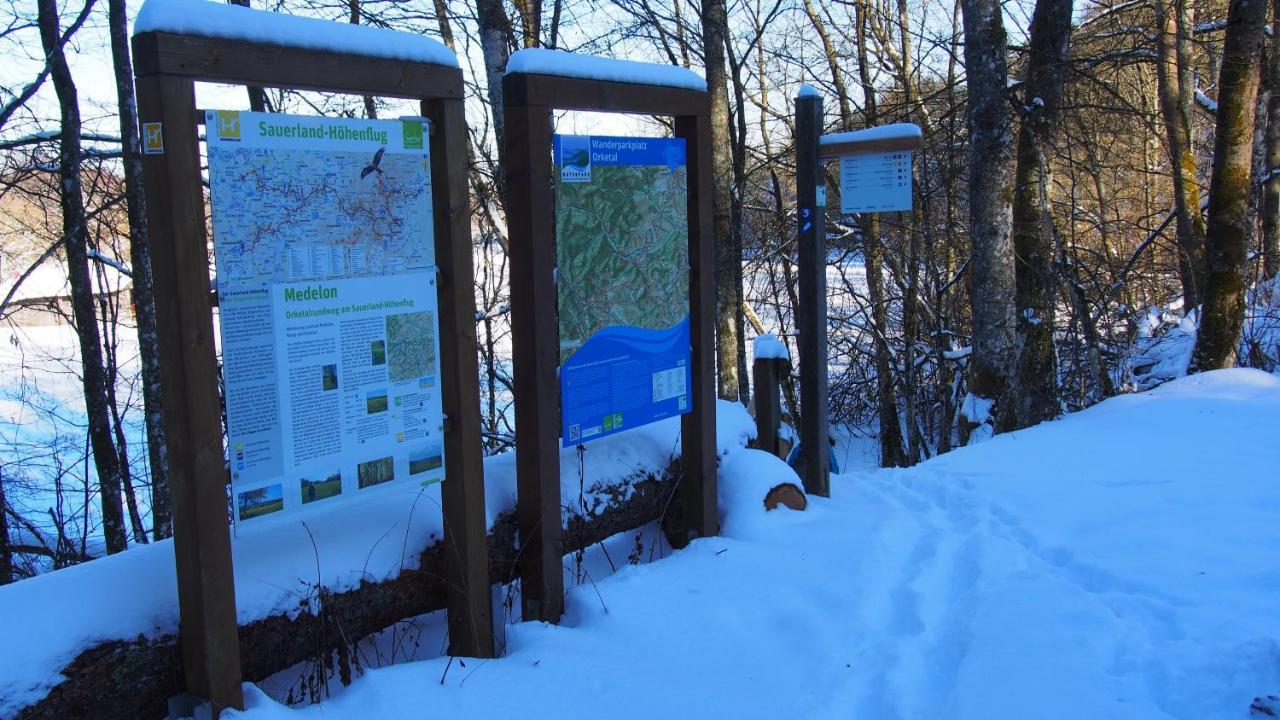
[133,0,458,67]
[504,49,707,91]
[1194,88,1218,114]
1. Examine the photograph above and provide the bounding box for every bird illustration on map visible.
[360,147,385,179]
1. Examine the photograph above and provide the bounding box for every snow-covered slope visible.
[228,369,1280,719]
[0,401,755,717]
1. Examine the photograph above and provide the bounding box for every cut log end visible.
[763,482,807,512]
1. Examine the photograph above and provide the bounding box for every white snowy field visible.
[228,368,1280,720]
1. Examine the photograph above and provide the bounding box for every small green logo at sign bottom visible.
[403,120,424,150]
[603,412,624,431]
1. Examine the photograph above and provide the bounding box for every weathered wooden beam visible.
[502,91,565,623]
[502,73,708,117]
[134,71,244,714]
[423,95,499,659]
[795,93,830,497]
[753,357,787,458]
[132,32,463,99]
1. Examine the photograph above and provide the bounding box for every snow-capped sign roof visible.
[820,123,922,146]
[505,49,707,92]
[796,84,820,99]
[820,122,922,158]
[133,0,459,68]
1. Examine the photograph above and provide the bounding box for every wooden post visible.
[795,92,830,497]
[753,356,786,458]
[135,73,244,714]
[675,113,718,542]
[502,88,564,623]
[424,96,499,657]
[501,71,716,614]
[132,28,498,715]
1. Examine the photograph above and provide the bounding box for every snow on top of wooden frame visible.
[820,123,923,146]
[505,49,707,92]
[134,0,459,68]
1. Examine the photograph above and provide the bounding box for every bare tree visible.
[1192,0,1270,370]
[1009,0,1074,429]
[702,0,742,402]
[108,0,169,539]
[36,0,129,553]
[1153,0,1207,311]
[959,0,1016,433]
[1262,0,1280,280]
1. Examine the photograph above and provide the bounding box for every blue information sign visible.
[553,135,692,447]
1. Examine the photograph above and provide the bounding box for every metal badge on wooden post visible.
[132,30,497,715]
[503,72,715,623]
[794,92,830,497]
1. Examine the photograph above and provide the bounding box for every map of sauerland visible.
[556,164,689,363]
[209,147,433,288]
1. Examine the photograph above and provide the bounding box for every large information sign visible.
[207,110,445,526]
[553,134,692,447]
[838,150,913,213]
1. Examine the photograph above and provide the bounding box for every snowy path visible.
[228,369,1280,719]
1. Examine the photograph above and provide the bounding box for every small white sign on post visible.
[838,150,912,214]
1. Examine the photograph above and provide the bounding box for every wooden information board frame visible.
[132,30,497,714]
[502,71,717,623]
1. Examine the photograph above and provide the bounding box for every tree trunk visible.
[1154,0,1208,311]
[1008,0,1073,430]
[0,467,12,585]
[725,32,751,405]
[109,0,170,540]
[854,0,907,466]
[228,0,269,111]
[1192,0,1270,370]
[475,0,514,192]
[1263,0,1280,280]
[37,0,128,554]
[960,0,1016,430]
[702,0,742,402]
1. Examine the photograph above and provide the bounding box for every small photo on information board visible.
[553,134,692,447]
[206,110,446,529]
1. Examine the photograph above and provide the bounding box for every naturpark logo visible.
[560,134,592,184]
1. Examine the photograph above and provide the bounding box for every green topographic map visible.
[555,164,689,363]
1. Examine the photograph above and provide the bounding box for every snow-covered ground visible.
[225,368,1280,719]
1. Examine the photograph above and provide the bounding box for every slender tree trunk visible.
[702,0,742,401]
[38,0,128,554]
[1008,0,1073,430]
[959,0,1016,431]
[228,0,268,111]
[1192,0,1270,370]
[1154,0,1207,311]
[853,0,907,466]
[1262,0,1280,280]
[513,0,541,46]
[725,35,751,405]
[0,467,12,585]
[475,0,513,192]
[109,0,170,540]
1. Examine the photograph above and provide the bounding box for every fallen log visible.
[19,464,681,720]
